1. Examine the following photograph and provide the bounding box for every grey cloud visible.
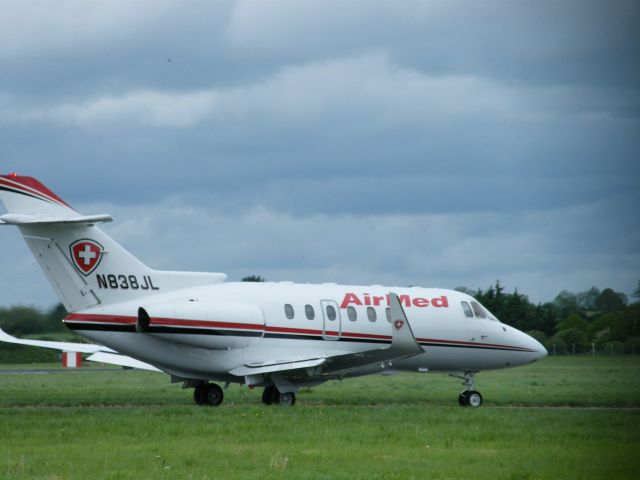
[3,195,636,308]
[0,1,638,308]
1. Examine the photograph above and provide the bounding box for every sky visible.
[1,0,639,309]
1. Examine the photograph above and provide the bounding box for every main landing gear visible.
[193,383,224,406]
[453,372,483,408]
[261,385,296,406]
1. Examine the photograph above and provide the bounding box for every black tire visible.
[193,384,206,406]
[277,391,296,407]
[262,385,278,405]
[466,390,483,408]
[458,392,468,407]
[203,383,224,406]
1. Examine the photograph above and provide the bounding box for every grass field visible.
[1,356,639,479]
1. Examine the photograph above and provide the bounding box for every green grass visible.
[1,356,639,479]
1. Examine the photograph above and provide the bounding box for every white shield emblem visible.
[70,239,104,276]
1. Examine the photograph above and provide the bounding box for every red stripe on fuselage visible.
[415,337,531,351]
[152,317,264,331]
[64,313,534,351]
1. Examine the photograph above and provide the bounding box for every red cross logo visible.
[394,319,404,330]
[70,239,104,276]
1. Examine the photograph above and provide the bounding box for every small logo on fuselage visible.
[69,239,104,276]
[394,319,404,330]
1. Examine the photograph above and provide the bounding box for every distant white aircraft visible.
[0,174,546,407]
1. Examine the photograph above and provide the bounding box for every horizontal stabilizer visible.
[0,327,115,354]
[0,213,113,225]
[0,327,160,372]
[86,352,161,372]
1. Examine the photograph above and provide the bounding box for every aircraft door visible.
[320,299,341,340]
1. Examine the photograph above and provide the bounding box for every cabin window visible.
[367,306,377,322]
[347,306,357,321]
[385,307,391,322]
[284,304,294,319]
[461,301,473,318]
[305,304,315,320]
[470,301,486,318]
[326,305,337,321]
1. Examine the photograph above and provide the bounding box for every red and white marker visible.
[62,351,82,368]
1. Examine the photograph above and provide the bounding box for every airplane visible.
[0,173,547,407]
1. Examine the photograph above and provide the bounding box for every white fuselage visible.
[65,282,546,383]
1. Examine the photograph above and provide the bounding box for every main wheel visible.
[458,392,467,406]
[194,384,206,405]
[262,385,278,405]
[277,391,296,406]
[203,383,224,406]
[466,390,483,407]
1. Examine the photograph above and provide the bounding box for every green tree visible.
[552,328,589,353]
[241,275,266,282]
[556,313,589,333]
[595,288,627,312]
[554,291,578,318]
[0,306,48,335]
[576,287,600,310]
[454,286,475,296]
[45,303,67,332]
[531,303,559,336]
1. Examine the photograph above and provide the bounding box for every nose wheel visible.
[458,390,483,407]
[452,372,483,408]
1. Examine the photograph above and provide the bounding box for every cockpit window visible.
[470,301,486,318]
[461,301,473,318]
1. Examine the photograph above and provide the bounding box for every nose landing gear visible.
[452,372,483,407]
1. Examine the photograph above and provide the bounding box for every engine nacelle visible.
[136,301,265,349]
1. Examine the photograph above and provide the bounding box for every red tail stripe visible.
[0,175,72,208]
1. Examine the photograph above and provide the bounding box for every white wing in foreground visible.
[0,327,159,372]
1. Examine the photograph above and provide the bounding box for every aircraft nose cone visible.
[528,336,548,361]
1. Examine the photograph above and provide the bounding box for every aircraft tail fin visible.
[0,174,226,312]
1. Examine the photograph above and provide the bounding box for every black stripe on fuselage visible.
[66,323,135,333]
[66,322,262,337]
[66,322,533,352]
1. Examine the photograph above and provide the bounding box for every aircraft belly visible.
[74,330,246,378]
[395,346,524,372]
[146,332,257,350]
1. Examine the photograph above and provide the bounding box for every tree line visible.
[456,281,640,355]
[1,279,638,355]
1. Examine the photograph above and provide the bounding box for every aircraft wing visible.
[319,292,424,375]
[230,293,424,378]
[0,326,159,371]
[229,358,326,376]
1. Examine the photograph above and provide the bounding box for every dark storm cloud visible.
[0,0,639,306]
